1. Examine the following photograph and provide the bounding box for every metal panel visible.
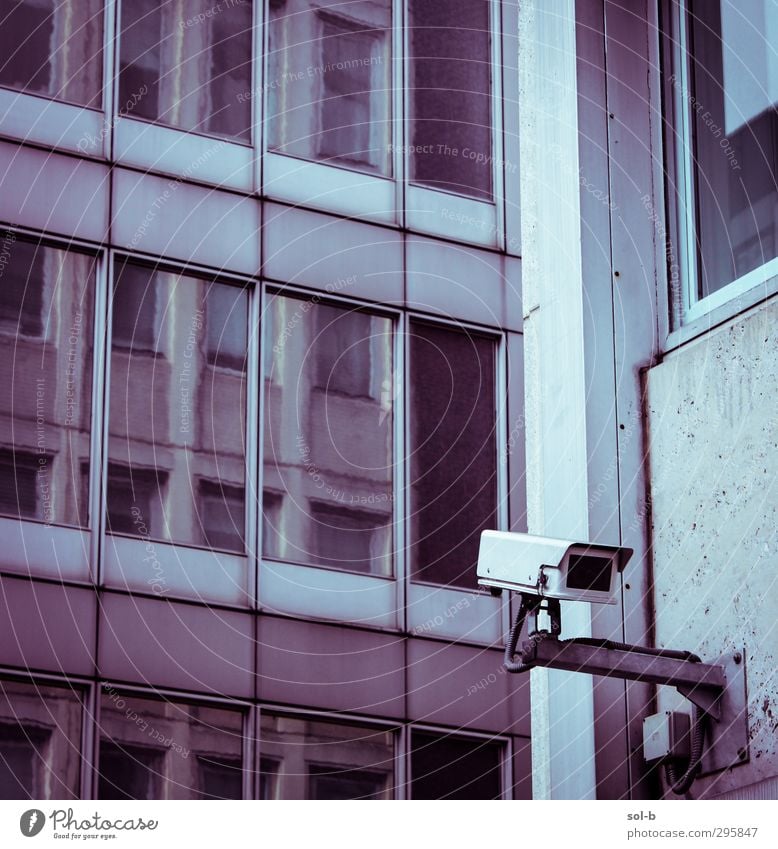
[257,616,405,719]
[103,535,250,607]
[405,235,506,329]
[261,202,403,305]
[114,118,255,192]
[259,561,399,630]
[575,0,639,800]
[603,0,664,799]
[506,332,527,532]
[501,0,522,257]
[405,638,529,734]
[111,168,260,275]
[0,141,109,242]
[0,90,106,157]
[0,577,96,676]
[0,519,90,582]
[97,592,254,697]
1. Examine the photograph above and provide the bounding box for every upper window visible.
[118,0,253,142]
[0,0,104,108]
[267,0,392,175]
[408,0,493,201]
[669,0,777,318]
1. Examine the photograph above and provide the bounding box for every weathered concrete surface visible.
[647,296,778,798]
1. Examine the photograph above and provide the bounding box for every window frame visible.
[257,282,403,629]
[0,228,103,583]
[0,671,89,801]
[402,0,506,247]
[404,314,509,644]
[406,723,511,801]
[255,705,401,800]
[112,0,258,191]
[93,684,253,800]
[261,0,400,223]
[100,253,257,607]
[663,0,778,343]
[0,0,111,157]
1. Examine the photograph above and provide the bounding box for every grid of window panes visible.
[0,679,510,800]
[0,1,500,207]
[0,234,502,594]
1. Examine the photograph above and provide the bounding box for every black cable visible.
[561,636,701,663]
[664,702,708,795]
[504,595,534,673]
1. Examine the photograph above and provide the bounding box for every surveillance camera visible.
[477,530,632,605]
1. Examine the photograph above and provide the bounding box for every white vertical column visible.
[518,0,597,800]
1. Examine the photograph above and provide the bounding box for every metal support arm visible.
[521,637,726,719]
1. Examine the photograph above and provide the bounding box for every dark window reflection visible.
[687,0,778,297]
[409,321,497,589]
[0,0,103,108]
[409,0,493,200]
[411,731,502,800]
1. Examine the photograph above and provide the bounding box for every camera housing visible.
[477,530,633,605]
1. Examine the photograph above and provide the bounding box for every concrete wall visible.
[647,295,778,798]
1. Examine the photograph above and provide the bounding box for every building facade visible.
[0,0,530,800]
[0,0,775,802]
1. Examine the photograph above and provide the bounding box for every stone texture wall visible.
[647,295,778,798]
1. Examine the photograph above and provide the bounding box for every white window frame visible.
[112,0,257,191]
[100,254,257,607]
[667,0,778,341]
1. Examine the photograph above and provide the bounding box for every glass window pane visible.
[409,0,492,200]
[0,679,83,800]
[0,236,95,528]
[409,322,497,589]
[118,0,253,142]
[411,730,502,800]
[267,0,392,176]
[259,713,393,800]
[0,0,103,108]
[263,295,394,576]
[98,692,243,800]
[107,264,248,553]
[687,0,778,297]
